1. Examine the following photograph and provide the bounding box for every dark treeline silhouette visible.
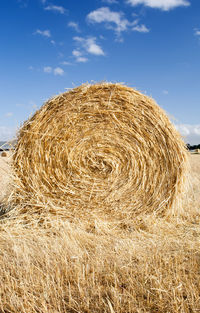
[187,143,200,150]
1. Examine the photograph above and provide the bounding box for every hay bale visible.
[195,149,200,154]
[1,152,7,157]
[11,83,188,218]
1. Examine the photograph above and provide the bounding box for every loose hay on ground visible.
[10,83,189,219]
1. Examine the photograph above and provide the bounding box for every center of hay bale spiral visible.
[12,83,188,218]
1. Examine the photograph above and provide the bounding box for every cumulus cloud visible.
[87,7,129,33]
[87,7,149,39]
[43,66,64,75]
[44,5,66,14]
[72,49,88,63]
[68,22,80,32]
[175,124,200,144]
[126,0,190,11]
[34,29,51,37]
[54,67,64,76]
[73,37,105,55]
[72,50,82,57]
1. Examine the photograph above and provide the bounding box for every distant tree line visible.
[187,143,200,150]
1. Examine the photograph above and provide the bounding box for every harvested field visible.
[0,153,199,313]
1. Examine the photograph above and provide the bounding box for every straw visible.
[10,83,189,219]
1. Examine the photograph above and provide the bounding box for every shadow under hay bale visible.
[10,83,189,219]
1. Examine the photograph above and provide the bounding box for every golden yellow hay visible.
[10,83,189,219]
[195,149,200,154]
[1,151,7,157]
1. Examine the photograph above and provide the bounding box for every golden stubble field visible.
[0,152,199,313]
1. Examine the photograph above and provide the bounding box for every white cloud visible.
[0,127,16,141]
[43,66,64,75]
[175,124,200,145]
[50,40,56,45]
[54,67,64,76]
[72,49,88,63]
[87,7,129,33]
[68,22,80,32]
[87,7,149,39]
[132,24,150,32]
[44,5,66,14]
[44,66,52,73]
[102,0,118,4]
[76,57,88,63]
[194,29,200,36]
[5,112,13,117]
[35,29,51,38]
[61,61,72,65]
[126,0,190,11]
[72,50,82,57]
[74,37,105,55]
[163,90,169,95]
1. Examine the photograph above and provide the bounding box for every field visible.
[0,153,199,313]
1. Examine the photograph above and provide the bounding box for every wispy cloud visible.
[74,37,105,56]
[87,7,129,34]
[163,90,169,95]
[72,50,82,57]
[194,28,200,36]
[61,61,72,65]
[102,0,118,4]
[34,29,51,37]
[44,66,52,73]
[72,50,88,63]
[17,0,29,8]
[44,5,66,14]
[5,112,13,118]
[132,24,150,32]
[87,7,149,39]
[68,22,80,32]
[43,66,64,75]
[126,0,190,11]
[175,124,200,144]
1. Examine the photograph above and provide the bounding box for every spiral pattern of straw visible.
[11,83,188,218]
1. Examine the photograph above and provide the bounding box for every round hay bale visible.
[11,83,188,219]
[195,149,200,154]
[1,151,7,157]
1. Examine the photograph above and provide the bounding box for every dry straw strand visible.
[10,83,189,219]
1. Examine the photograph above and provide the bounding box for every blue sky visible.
[0,0,200,144]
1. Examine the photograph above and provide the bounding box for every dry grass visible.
[10,83,188,220]
[0,155,199,313]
